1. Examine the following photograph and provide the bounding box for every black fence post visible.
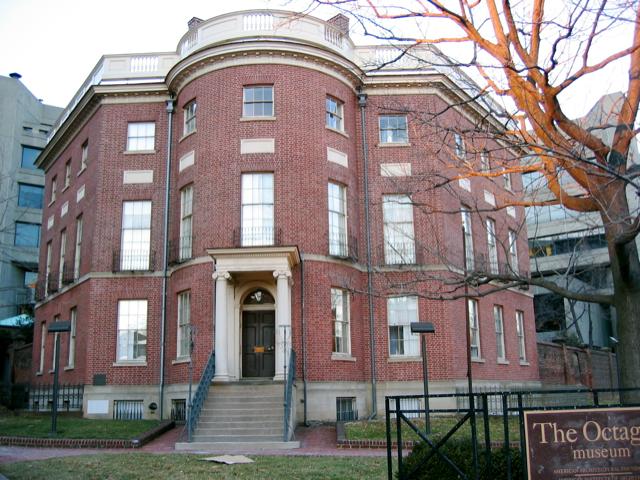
[517,393,527,479]
[386,397,393,480]
[503,393,511,480]
[396,397,404,480]
[482,393,491,474]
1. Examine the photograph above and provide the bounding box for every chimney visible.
[9,72,22,80]
[188,17,204,30]
[327,14,349,34]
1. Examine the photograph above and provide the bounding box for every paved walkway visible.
[0,424,387,464]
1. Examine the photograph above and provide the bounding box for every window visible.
[177,291,191,358]
[127,122,155,151]
[14,222,40,247]
[336,397,358,421]
[486,219,498,274]
[243,86,273,117]
[21,146,42,170]
[18,183,44,209]
[80,141,88,171]
[508,229,518,273]
[120,201,152,270]
[58,229,67,288]
[74,216,83,279]
[117,300,147,361]
[454,133,466,159]
[468,299,481,359]
[328,182,348,257]
[461,206,474,271]
[38,322,46,374]
[480,150,490,172]
[51,315,60,372]
[503,170,512,190]
[494,306,506,361]
[180,186,193,260]
[241,173,274,246]
[64,160,71,188]
[516,310,526,362]
[68,307,77,368]
[50,176,57,204]
[331,288,350,354]
[326,96,344,131]
[184,101,196,135]
[379,116,408,144]
[45,241,52,295]
[383,195,415,264]
[388,296,419,356]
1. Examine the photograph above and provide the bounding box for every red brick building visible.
[33,10,538,429]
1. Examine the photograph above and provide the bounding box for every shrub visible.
[399,439,523,479]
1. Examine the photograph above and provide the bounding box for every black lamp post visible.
[410,321,435,435]
[47,320,71,436]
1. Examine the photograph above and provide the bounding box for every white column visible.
[273,270,292,381]
[213,270,231,382]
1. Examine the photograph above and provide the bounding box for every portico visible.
[208,246,300,382]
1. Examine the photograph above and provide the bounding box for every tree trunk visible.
[606,211,640,400]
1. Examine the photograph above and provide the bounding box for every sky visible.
[0,0,631,119]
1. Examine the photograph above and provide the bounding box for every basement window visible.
[336,397,358,421]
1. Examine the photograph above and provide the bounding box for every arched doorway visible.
[242,289,276,378]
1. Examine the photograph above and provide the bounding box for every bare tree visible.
[311,0,640,390]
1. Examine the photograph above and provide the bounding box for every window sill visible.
[64,365,74,371]
[331,353,356,362]
[48,369,56,374]
[62,185,70,192]
[48,200,55,207]
[497,359,510,365]
[124,150,156,155]
[77,166,87,177]
[240,116,276,122]
[36,371,43,376]
[471,357,485,364]
[388,356,421,363]
[377,142,411,148]
[112,361,147,367]
[179,130,196,142]
[326,126,349,138]
[519,360,530,366]
[172,357,191,365]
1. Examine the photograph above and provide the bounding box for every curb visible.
[0,420,175,449]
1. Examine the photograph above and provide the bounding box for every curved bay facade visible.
[34,10,539,427]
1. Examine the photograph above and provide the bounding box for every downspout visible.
[358,89,377,418]
[159,97,174,419]
[300,253,308,425]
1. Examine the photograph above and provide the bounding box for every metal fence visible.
[387,386,640,480]
[113,400,144,420]
[29,383,84,412]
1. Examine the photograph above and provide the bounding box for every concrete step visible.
[191,434,285,442]
[204,399,283,407]
[197,420,283,428]
[200,406,283,415]
[197,413,283,421]
[196,427,283,436]
[175,440,300,451]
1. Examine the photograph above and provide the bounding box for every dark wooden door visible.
[242,310,275,378]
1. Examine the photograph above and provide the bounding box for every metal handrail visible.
[283,349,296,441]
[187,350,215,442]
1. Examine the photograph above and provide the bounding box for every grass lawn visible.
[0,414,159,439]
[0,453,389,480]
[345,415,521,444]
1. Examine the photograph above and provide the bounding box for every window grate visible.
[336,397,358,421]
[113,400,144,420]
[171,399,186,423]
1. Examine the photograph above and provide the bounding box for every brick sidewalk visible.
[0,424,387,464]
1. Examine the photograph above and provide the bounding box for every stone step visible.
[205,398,283,406]
[195,427,283,436]
[200,406,283,414]
[175,440,300,451]
[191,434,285,443]
[197,419,283,428]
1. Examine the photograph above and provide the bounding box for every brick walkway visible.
[0,424,387,464]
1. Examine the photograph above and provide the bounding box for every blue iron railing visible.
[187,350,215,442]
[283,349,296,441]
